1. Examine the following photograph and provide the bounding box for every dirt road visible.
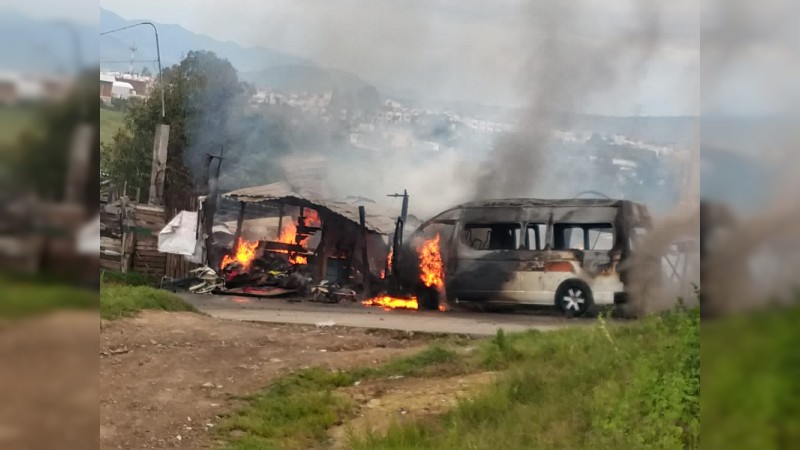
[181,293,591,336]
[100,311,432,449]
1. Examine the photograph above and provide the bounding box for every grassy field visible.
[0,106,36,146]
[100,107,126,147]
[0,276,97,318]
[101,270,159,287]
[701,304,800,449]
[217,308,700,450]
[100,283,196,320]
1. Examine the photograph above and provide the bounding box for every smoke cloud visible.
[699,0,800,315]
[473,0,663,200]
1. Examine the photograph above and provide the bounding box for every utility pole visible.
[386,189,409,280]
[203,148,225,266]
[387,189,409,224]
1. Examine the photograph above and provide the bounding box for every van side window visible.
[525,223,547,250]
[463,223,521,250]
[553,223,614,250]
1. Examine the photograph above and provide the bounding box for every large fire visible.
[419,234,444,289]
[362,234,445,311]
[220,210,321,270]
[220,238,259,270]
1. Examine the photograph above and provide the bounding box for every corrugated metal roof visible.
[222,182,396,234]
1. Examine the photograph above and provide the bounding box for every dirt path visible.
[0,312,98,450]
[329,372,497,449]
[100,311,431,449]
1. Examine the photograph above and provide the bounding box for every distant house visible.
[115,75,151,98]
[0,77,15,105]
[100,73,114,103]
[111,81,134,99]
[0,73,48,105]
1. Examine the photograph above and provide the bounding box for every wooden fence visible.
[100,186,196,279]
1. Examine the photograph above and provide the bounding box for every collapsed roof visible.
[221,181,396,235]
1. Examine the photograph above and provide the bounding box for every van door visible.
[552,222,615,273]
[447,222,525,302]
[502,221,551,303]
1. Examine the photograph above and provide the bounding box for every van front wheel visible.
[416,286,440,311]
[555,280,593,318]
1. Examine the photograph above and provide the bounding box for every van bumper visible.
[613,292,630,305]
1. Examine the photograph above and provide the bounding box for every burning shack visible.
[215,182,394,296]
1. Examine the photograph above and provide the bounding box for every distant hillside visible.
[100,8,380,96]
[240,65,373,93]
[100,8,308,73]
[568,115,697,148]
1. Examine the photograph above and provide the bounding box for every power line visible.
[100,21,165,120]
[100,23,153,36]
[100,59,159,64]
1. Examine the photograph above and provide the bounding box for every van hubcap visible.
[563,288,585,312]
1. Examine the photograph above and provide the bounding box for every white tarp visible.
[158,211,200,257]
[76,214,100,255]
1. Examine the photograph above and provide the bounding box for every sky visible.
[95,0,700,116]
[1,0,97,25]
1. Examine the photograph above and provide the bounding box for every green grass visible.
[351,309,700,450]
[100,283,196,320]
[100,107,126,147]
[218,368,355,450]
[216,309,699,450]
[0,277,97,318]
[217,345,462,450]
[100,270,159,287]
[701,304,800,450]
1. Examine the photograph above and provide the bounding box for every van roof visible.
[453,198,647,209]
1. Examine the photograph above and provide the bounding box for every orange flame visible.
[363,234,445,312]
[387,248,394,272]
[221,238,259,270]
[303,209,321,228]
[362,295,418,310]
[278,220,299,245]
[419,234,444,289]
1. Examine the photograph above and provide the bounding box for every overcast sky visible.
[94,0,700,115]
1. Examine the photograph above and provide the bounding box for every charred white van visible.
[407,198,653,316]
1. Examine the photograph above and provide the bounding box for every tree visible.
[140,66,152,77]
[7,69,100,211]
[104,50,244,209]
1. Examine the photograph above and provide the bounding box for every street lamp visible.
[100,21,165,120]
[101,21,170,204]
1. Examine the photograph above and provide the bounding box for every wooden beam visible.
[148,124,170,204]
[232,201,247,251]
[358,205,371,294]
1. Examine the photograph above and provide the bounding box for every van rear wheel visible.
[555,280,593,318]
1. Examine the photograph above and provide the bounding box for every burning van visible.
[399,198,654,316]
